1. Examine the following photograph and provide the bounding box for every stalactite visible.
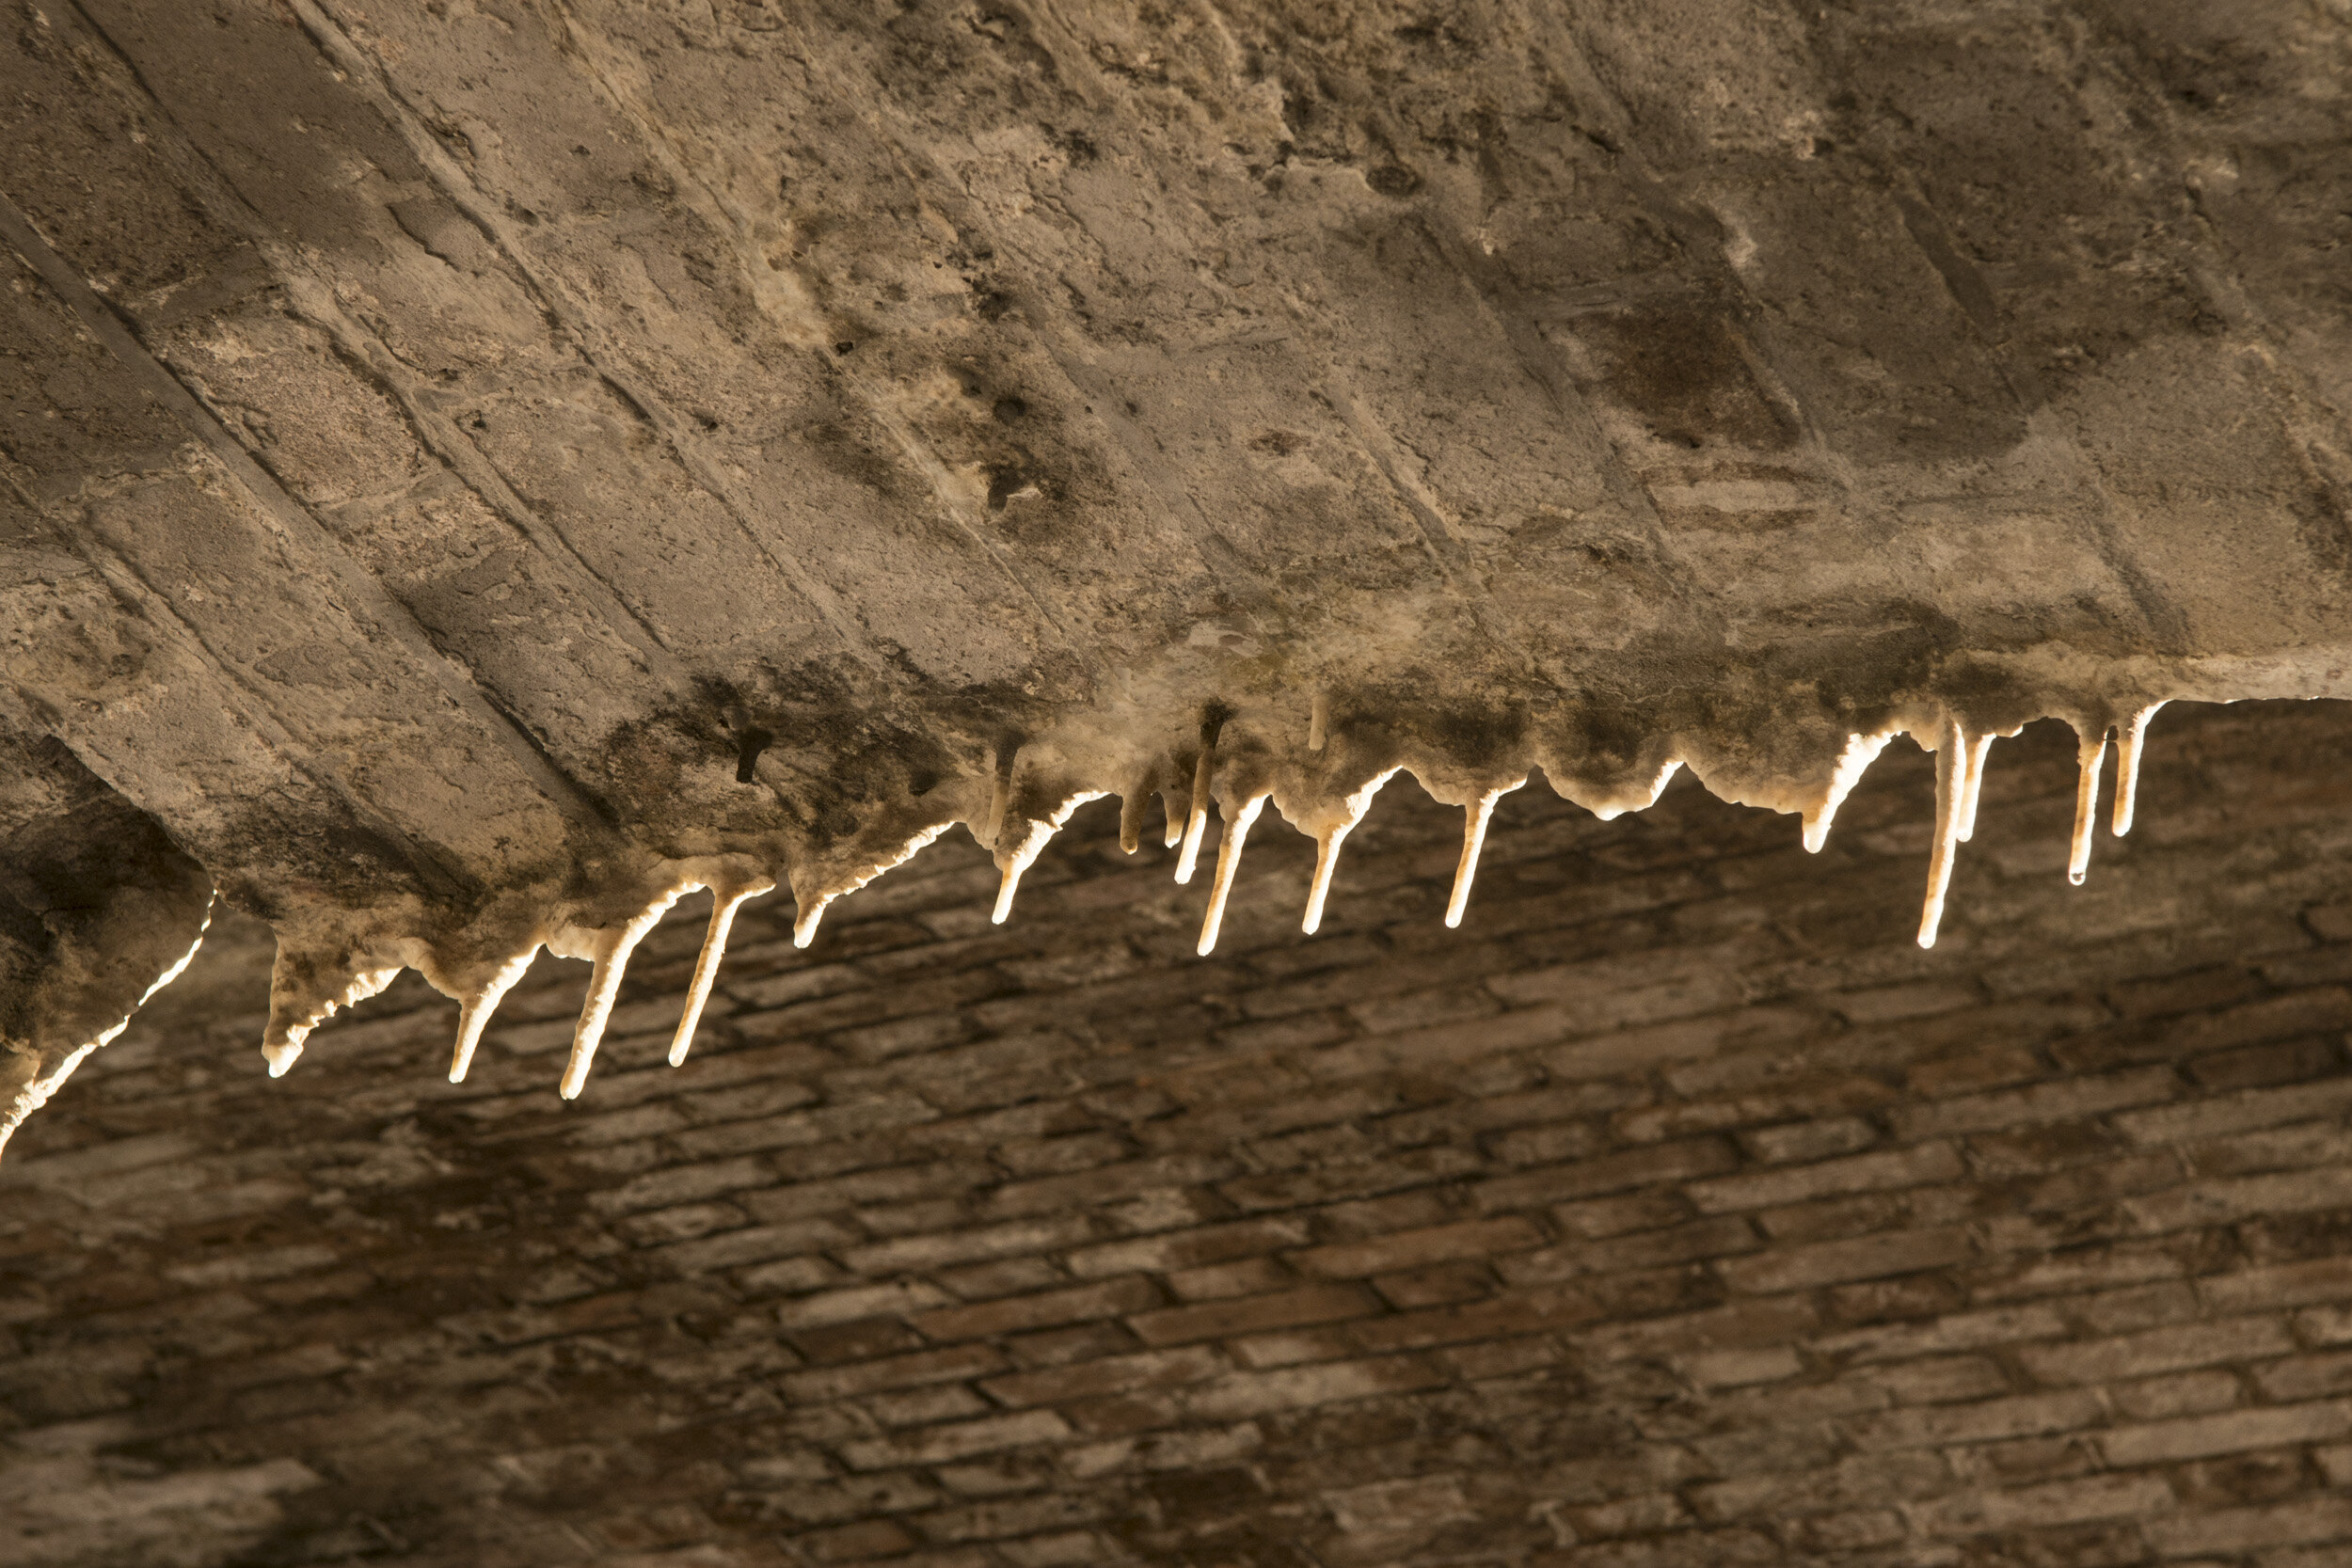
[558,883,691,1099]
[2113,703,2165,837]
[669,878,776,1068]
[446,944,543,1084]
[0,895,215,1159]
[1917,713,1968,949]
[1294,767,1399,936]
[1198,792,1268,956]
[1956,732,1996,844]
[2070,724,2110,886]
[1175,740,1216,885]
[993,790,1109,925]
[1447,784,1513,929]
[1118,770,1152,855]
[129,681,2207,1117]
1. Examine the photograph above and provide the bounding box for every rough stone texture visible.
[9,701,2352,1564]
[2,0,2350,1116]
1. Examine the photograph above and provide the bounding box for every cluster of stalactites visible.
[250,696,2171,1104]
[1914,702,2164,948]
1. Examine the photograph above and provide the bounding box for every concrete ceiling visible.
[2,0,2348,1148]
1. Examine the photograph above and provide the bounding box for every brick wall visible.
[8,702,2352,1567]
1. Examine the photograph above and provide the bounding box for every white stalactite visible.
[1447,784,1515,929]
[558,883,689,1100]
[1119,776,1151,854]
[2070,727,2109,886]
[668,879,775,1068]
[1198,792,1268,956]
[1804,732,1894,852]
[1175,740,1216,884]
[993,791,1109,925]
[1956,732,1996,844]
[2113,703,2165,837]
[446,943,544,1084]
[1297,767,1398,935]
[0,895,215,1160]
[1918,712,1968,949]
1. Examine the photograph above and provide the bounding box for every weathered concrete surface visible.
[7,704,2352,1566]
[0,1,2348,1130]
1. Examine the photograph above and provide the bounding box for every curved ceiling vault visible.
[2,0,2348,1150]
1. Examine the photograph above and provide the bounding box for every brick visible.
[1564,1491,1691,1538]
[1182,1354,1450,1418]
[2144,1496,2352,1556]
[914,1492,1104,1544]
[1694,1450,1948,1522]
[1909,1045,2046,1097]
[2016,1317,2296,1386]
[1508,1216,1759,1283]
[2116,1074,2352,1147]
[783,1344,1009,1403]
[1836,980,1979,1024]
[1058,1422,1263,1480]
[1369,1260,1490,1307]
[981,1346,1224,1407]
[675,1093,938,1159]
[1472,1139,1739,1212]
[1298,1006,1571,1081]
[1682,1346,1801,1388]
[1685,1143,1963,1213]
[2110,1369,2241,1421]
[1550,1190,1692,1239]
[1865,1354,2010,1405]
[775,1283,954,1331]
[1616,1076,1895,1143]
[998,1532,1103,1567]
[1127,1286,1378,1347]
[1851,1388,2103,1450]
[979,1155,1239,1220]
[649,1218,854,1274]
[1910,1472,2173,1537]
[583,1157,774,1215]
[1291,1217,1543,1277]
[2107,965,2263,1020]
[1737,1117,1878,1164]
[912,1278,1158,1343]
[2099,1401,2352,1465]
[2189,1035,2341,1090]
[2258,1353,2352,1402]
[2123,1164,2352,1233]
[800,1516,919,1560]
[2165,987,2352,1054]
[743,1161,993,1225]
[837,1410,1073,1470]
[1717,1226,1973,1295]
[840,1216,1098,1275]
[2198,1257,2352,1313]
[1813,1306,2069,1363]
[1887,1068,2179,1140]
[1543,1006,1822,1082]
[1348,1285,1598,1353]
[939,1258,1065,1300]
[1580,1297,1820,1359]
[1062,1218,1312,1279]
[1166,1259,1291,1301]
